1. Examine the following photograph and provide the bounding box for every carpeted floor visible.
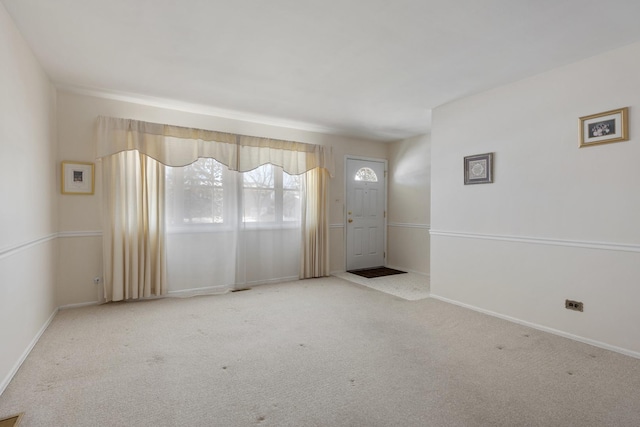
[1,277,639,426]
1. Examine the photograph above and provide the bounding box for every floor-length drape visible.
[102,151,166,302]
[300,167,330,278]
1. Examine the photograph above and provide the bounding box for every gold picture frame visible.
[579,107,629,148]
[61,161,95,195]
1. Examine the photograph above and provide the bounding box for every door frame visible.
[343,155,388,271]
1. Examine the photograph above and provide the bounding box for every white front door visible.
[345,158,386,271]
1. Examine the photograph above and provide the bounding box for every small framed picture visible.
[61,161,94,195]
[464,153,493,185]
[579,107,628,147]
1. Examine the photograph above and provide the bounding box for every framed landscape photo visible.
[579,107,628,147]
[464,153,493,185]
[61,161,94,195]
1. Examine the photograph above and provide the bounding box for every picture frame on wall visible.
[579,107,629,147]
[464,153,493,185]
[61,161,94,195]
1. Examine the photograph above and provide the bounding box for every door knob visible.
[348,219,353,223]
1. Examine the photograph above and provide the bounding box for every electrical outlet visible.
[565,299,583,312]
[93,276,101,285]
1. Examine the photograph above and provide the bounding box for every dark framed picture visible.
[61,161,95,195]
[464,153,493,185]
[579,107,628,147]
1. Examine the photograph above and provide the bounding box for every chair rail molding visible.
[430,229,640,253]
[0,231,104,261]
[388,222,430,229]
[0,233,58,261]
[57,231,103,238]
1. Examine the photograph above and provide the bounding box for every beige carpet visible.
[1,277,639,426]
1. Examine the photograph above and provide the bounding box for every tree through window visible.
[166,160,301,227]
[243,164,300,223]
[166,158,225,225]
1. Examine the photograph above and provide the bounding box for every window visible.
[243,164,301,224]
[166,160,301,228]
[166,158,227,225]
[282,170,302,222]
[354,167,378,182]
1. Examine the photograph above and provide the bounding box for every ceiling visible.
[4,0,640,141]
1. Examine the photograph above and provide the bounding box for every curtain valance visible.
[96,116,334,177]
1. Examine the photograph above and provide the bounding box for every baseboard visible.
[242,275,299,287]
[429,294,640,360]
[168,284,230,297]
[0,308,58,396]
[58,301,100,310]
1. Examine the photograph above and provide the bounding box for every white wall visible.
[431,41,640,355]
[387,134,430,274]
[56,90,389,304]
[0,3,58,393]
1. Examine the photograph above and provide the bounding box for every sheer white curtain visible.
[164,159,302,291]
[97,116,333,298]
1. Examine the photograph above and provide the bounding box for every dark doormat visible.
[347,267,407,279]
